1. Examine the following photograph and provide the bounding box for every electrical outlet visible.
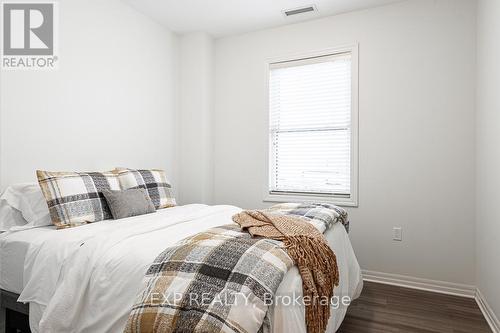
[393,227,402,241]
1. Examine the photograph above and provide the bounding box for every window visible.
[266,47,358,206]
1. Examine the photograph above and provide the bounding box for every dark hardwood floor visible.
[338,281,492,333]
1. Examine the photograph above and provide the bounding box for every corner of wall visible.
[177,32,215,205]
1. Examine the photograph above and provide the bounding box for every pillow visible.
[0,183,51,232]
[102,188,156,220]
[0,203,26,232]
[36,170,120,229]
[115,168,176,209]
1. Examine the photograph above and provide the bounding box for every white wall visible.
[0,0,179,192]
[476,0,500,319]
[178,32,214,205]
[213,0,477,284]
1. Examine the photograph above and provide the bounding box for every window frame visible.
[263,44,359,207]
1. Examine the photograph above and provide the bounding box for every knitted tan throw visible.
[232,210,339,333]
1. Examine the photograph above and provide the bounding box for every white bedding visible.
[17,204,362,333]
[0,226,56,294]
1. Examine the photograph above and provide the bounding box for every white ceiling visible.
[122,0,404,38]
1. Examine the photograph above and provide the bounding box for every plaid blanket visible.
[125,203,348,333]
[267,202,349,233]
[125,225,293,333]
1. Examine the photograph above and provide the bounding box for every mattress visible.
[0,226,56,294]
[14,204,362,333]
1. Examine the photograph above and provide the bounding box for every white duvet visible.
[18,204,362,333]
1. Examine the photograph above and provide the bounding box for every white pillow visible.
[0,183,51,232]
[0,203,26,231]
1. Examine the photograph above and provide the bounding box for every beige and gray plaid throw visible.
[125,224,293,333]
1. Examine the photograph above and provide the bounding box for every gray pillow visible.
[102,188,156,220]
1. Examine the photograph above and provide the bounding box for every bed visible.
[1,204,362,333]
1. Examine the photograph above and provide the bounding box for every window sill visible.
[263,192,358,207]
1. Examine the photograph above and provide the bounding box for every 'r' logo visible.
[2,3,54,56]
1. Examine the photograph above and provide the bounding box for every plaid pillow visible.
[115,168,176,209]
[36,170,121,229]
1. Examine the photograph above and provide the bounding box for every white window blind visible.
[269,53,352,196]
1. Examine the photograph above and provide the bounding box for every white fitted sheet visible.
[0,226,56,294]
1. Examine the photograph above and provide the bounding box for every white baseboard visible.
[361,270,500,333]
[476,288,500,333]
[361,270,476,298]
